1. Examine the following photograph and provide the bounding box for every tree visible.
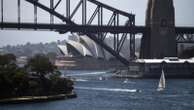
[0,53,16,66]
[0,54,25,98]
[12,68,29,96]
[0,54,74,99]
[25,54,57,95]
[26,54,56,78]
[49,72,74,94]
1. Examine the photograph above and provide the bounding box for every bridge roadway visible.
[0,0,194,65]
[0,22,194,34]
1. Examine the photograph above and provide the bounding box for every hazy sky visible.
[0,0,194,47]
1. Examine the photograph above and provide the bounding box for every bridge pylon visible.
[140,0,177,59]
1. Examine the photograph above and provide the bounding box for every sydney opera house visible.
[55,34,132,70]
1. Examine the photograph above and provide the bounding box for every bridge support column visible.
[130,16,136,60]
[140,0,177,59]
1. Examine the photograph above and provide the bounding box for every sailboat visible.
[157,69,165,91]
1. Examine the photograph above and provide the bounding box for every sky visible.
[0,0,194,47]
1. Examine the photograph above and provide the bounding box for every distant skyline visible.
[0,0,194,47]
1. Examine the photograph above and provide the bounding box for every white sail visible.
[157,69,165,91]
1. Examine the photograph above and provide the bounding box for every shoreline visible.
[0,92,77,104]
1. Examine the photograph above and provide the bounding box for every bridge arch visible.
[0,0,136,65]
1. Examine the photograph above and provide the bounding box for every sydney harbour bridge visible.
[0,0,194,66]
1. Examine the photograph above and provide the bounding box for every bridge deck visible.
[0,22,146,34]
[1,23,194,34]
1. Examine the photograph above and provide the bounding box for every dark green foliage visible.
[28,80,44,96]
[26,54,56,77]
[0,54,74,99]
[0,54,27,98]
[26,54,58,95]
[12,68,29,96]
[0,53,16,65]
[50,73,74,94]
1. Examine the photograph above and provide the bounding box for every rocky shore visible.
[0,92,77,104]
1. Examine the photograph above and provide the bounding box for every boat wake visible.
[75,79,88,82]
[75,86,138,93]
[66,71,107,76]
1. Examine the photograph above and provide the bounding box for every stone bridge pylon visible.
[140,0,177,59]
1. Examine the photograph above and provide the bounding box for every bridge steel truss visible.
[0,0,139,65]
[175,27,194,43]
[1,0,194,65]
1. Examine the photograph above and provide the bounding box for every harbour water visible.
[1,70,194,110]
